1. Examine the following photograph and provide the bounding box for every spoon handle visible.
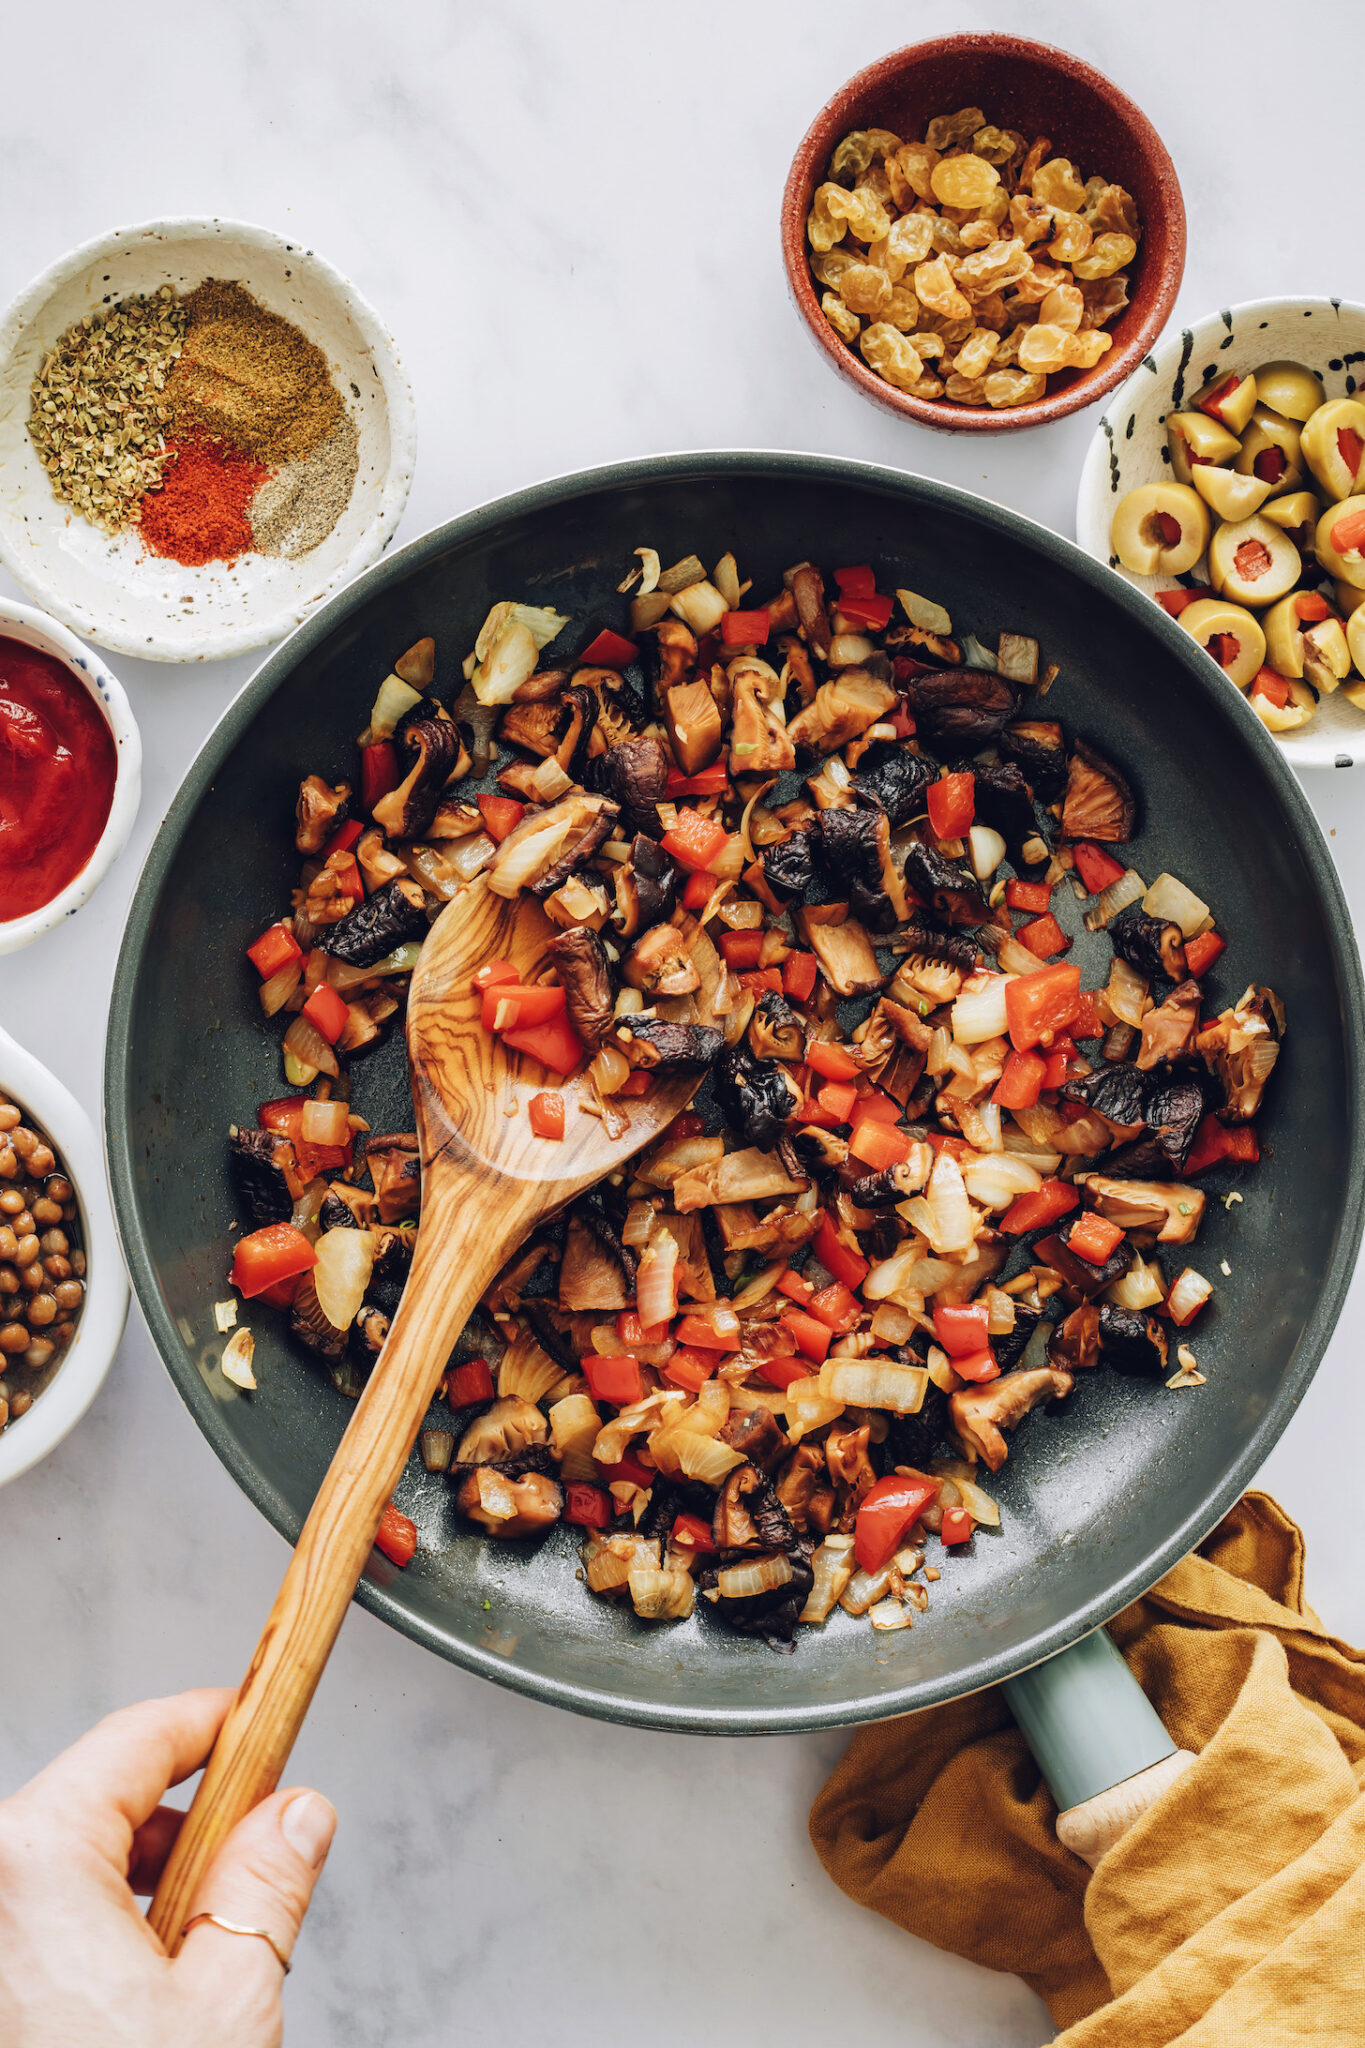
[148,1163,523,1952]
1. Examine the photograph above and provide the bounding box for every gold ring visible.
[181,1911,292,1974]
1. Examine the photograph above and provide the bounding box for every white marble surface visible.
[2,4,1362,2042]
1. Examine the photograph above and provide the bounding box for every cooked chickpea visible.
[0,1269,16,1297]
[0,1189,23,1216]
[1111,483,1210,576]
[32,1198,61,1225]
[38,1228,68,1257]
[46,1175,73,1204]
[26,1145,54,1178]
[26,1294,56,1328]
[0,1324,28,1355]
[10,1389,31,1418]
[1208,514,1301,607]
[0,1106,18,1133]
[14,1234,39,1268]
[0,1093,86,1433]
[1191,466,1272,522]
[1252,361,1325,424]
[21,1342,52,1373]
[54,1280,84,1313]
[19,1264,42,1296]
[1177,597,1267,689]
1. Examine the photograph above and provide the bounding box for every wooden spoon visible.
[149,878,720,1950]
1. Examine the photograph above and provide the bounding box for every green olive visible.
[1314,496,1365,583]
[1336,576,1365,615]
[1262,591,1307,678]
[1166,410,1240,486]
[1346,600,1365,680]
[1177,596,1266,689]
[1233,406,1306,494]
[1301,398,1365,503]
[1250,361,1325,424]
[1260,490,1321,550]
[1196,373,1258,435]
[1340,677,1365,714]
[1249,671,1315,732]
[1111,482,1210,576]
[1302,617,1351,693]
[1207,514,1301,608]
[1191,466,1271,521]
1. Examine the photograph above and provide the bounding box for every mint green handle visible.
[1002,1628,1176,1813]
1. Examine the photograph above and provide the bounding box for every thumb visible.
[175,1788,336,1997]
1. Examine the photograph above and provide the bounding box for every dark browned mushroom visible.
[851,739,934,825]
[623,923,701,998]
[546,927,614,1051]
[844,1159,928,1207]
[1197,985,1284,1123]
[718,1405,790,1475]
[1001,719,1068,801]
[610,833,679,939]
[762,828,817,897]
[615,1018,726,1070]
[552,684,599,779]
[319,1184,378,1230]
[900,843,989,927]
[1038,1219,1134,1297]
[898,666,1019,747]
[585,734,670,833]
[1048,1303,1101,1373]
[774,1444,837,1535]
[1105,1076,1206,1176]
[295,775,351,855]
[372,717,468,839]
[969,760,1041,856]
[654,617,698,688]
[1137,979,1202,1071]
[796,904,883,997]
[748,990,805,1063]
[289,1272,347,1364]
[1077,1174,1206,1245]
[321,877,428,966]
[486,791,619,899]
[456,1397,549,1464]
[455,1467,562,1538]
[788,562,833,658]
[949,1366,1074,1472]
[365,1134,422,1224]
[228,1127,294,1227]
[498,700,562,757]
[713,1045,803,1148]
[1111,910,1188,982]
[1061,739,1137,843]
[1097,1304,1170,1373]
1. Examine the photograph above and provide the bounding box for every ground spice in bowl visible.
[28,279,361,568]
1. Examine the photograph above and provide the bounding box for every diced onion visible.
[446,830,498,880]
[497,1331,564,1404]
[651,1430,743,1485]
[870,1303,913,1344]
[868,1597,912,1631]
[531,756,573,801]
[590,1046,630,1098]
[963,1152,1043,1210]
[716,1554,793,1600]
[819,1359,928,1413]
[924,1149,975,1254]
[827,633,877,667]
[930,1458,1001,1527]
[840,1562,896,1615]
[367,673,422,741]
[996,933,1047,975]
[420,1430,454,1473]
[670,580,729,634]
[1105,1252,1167,1311]
[282,1014,339,1081]
[221,1328,257,1390]
[1142,872,1210,939]
[313,1227,375,1329]
[1167,1267,1213,1325]
[955,1099,1002,1153]
[583,1534,661,1595]
[1085,867,1146,929]
[1108,957,1152,1029]
[952,973,1011,1044]
[996,632,1039,685]
[549,1393,600,1482]
[301,1098,351,1147]
[967,824,1006,881]
[896,588,952,633]
[657,553,707,595]
[628,1568,696,1620]
[799,1537,856,1624]
[713,552,742,608]
[259,962,301,1018]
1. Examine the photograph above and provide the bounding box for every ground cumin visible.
[165,280,344,466]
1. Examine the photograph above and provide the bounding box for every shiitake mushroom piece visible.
[1060,739,1138,843]
[1001,719,1067,801]
[321,877,429,967]
[1110,908,1188,982]
[761,827,818,897]
[713,1044,803,1148]
[900,841,989,926]
[851,740,934,825]
[897,665,1020,747]
[585,734,670,833]
[1097,1303,1170,1374]
[227,1127,295,1228]
[615,1017,727,1070]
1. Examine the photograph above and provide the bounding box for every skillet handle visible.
[1002,1628,1196,1869]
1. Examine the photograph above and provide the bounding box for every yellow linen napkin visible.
[809,1493,1365,2042]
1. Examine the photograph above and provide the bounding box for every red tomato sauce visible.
[0,637,117,921]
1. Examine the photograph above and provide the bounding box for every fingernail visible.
[281,1790,337,1868]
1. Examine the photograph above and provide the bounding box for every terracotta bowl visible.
[780,34,1186,435]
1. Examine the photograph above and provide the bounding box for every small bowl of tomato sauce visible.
[0,603,140,952]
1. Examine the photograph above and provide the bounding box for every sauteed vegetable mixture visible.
[226,549,1282,1643]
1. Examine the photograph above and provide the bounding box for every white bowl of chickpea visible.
[0,1027,128,1485]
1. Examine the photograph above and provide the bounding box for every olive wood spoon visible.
[149,878,719,1952]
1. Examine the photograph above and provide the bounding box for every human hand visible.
[0,1689,336,2048]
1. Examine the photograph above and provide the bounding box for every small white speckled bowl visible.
[0,1025,129,1488]
[0,601,141,954]
[0,218,415,662]
[1077,296,1365,771]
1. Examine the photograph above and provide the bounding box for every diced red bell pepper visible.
[477,793,526,843]
[481,982,567,1033]
[993,1049,1047,1110]
[617,1071,653,1096]
[933,1302,990,1358]
[1000,1177,1080,1235]
[1183,1113,1260,1175]
[776,1268,815,1305]
[331,854,364,905]
[1072,991,1106,1041]
[1005,963,1082,1050]
[855,1472,941,1574]
[813,1213,869,1290]
[925,1131,969,1160]
[616,1309,671,1347]
[1066,1211,1125,1265]
[582,1353,646,1405]
[848,1120,913,1170]
[1017,912,1070,960]
[246,921,304,979]
[782,951,819,1002]
[839,591,895,631]
[1040,1042,1083,1090]
[564,1483,613,1529]
[719,929,765,969]
[254,1273,304,1311]
[579,628,639,669]
[833,565,877,598]
[472,958,519,992]
[360,740,400,814]
[501,1013,585,1075]
[817,1080,858,1123]
[674,1313,737,1351]
[666,760,732,798]
[447,1357,495,1406]
[1071,840,1127,894]
[940,1507,974,1546]
[952,1348,1000,1384]
[321,817,364,860]
[1294,591,1334,622]
[302,981,351,1046]
[721,608,770,646]
[1336,438,1365,492]
[229,1222,317,1300]
[528,1091,565,1140]
[886,705,917,738]
[754,1353,814,1391]
[663,1346,717,1393]
[671,1510,717,1554]
[375,1501,417,1567]
[661,808,730,873]
[808,1281,861,1333]
[782,1308,832,1364]
[1006,877,1053,915]
[257,1095,350,1180]
[736,967,784,994]
[682,870,715,910]
[926,771,975,841]
[805,1040,859,1082]
[599,1452,653,1492]
[1250,667,1290,709]
[1155,586,1211,618]
[1184,930,1226,978]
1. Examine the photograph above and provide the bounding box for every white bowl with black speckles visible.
[1076,295,1365,771]
[0,601,141,954]
[0,218,415,663]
